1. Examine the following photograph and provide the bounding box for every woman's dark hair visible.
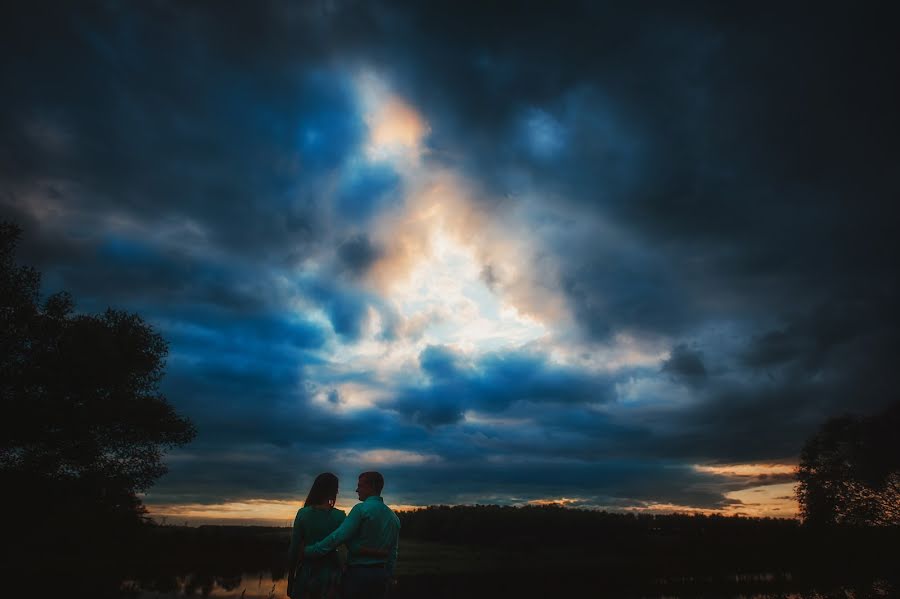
[304,472,339,507]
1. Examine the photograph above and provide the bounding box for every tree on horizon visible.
[0,221,196,590]
[796,401,900,526]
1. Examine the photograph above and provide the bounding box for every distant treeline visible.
[394,504,898,583]
[398,503,798,547]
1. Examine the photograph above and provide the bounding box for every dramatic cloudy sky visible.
[3,1,899,522]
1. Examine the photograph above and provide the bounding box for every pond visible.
[127,571,896,599]
[129,572,285,598]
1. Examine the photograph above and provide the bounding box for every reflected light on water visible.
[134,573,288,599]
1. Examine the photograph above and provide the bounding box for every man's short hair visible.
[360,471,384,494]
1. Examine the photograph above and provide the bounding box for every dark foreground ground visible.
[122,506,900,599]
[7,505,898,597]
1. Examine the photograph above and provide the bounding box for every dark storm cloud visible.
[391,346,615,427]
[418,345,461,381]
[336,233,383,278]
[740,306,862,374]
[0,0,399,500]
[662,344,707,384]
[336,161,402,224]
[1,1,368,261]
[298,275,398,341]
[375,1,900,333]
[56,235,277,314]
[358,0,900,458]
[4,0,899,512]
[377,457,742,511]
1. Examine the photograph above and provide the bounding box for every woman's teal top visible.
[288,506,346,599]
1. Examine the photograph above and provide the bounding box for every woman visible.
[287,473,346,599]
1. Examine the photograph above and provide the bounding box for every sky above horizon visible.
[3,1,899,522]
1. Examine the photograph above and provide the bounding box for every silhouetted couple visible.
[288,471,401,599]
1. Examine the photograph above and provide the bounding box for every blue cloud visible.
[295,72,365,171]
[306,283,369,340]
[392,347,615,427]
[336,234,382,277]
[161,309,327,358]
[419,345,461,380]
[520,107,567,160]
[100,235,161,263]
[337,160,401,222]
[299,276,395,341]
[661,343,707,384]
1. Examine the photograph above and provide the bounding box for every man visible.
[304,471,401,599]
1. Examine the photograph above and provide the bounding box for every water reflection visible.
[128,571,894,599]
[132,572,287,598]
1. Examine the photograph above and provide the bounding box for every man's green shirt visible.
[304,496,401,575]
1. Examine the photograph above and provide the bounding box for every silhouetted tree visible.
[796,401,900,526]
[0,222,196,591]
